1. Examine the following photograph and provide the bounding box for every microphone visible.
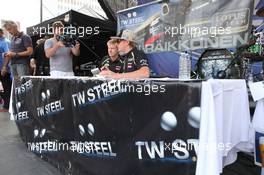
[216,70,227,79]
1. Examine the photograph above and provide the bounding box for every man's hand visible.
[99,68,122,79]
[71,41,80,56]
[74,41,80,49]
[1,66,8,76]
[55,41,65,48]
[5,51,16,59]
[100,68,116,76]
[30,59,37,76]
[100,64,109,71]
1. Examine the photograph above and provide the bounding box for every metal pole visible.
[40,0,43,22]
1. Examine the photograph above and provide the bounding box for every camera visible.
[56,34,77,47]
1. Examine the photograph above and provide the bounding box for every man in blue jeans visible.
[3,20,33,76]
[0,28,12,112]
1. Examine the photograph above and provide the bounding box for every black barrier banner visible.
[12,77,201,175]
[117,0,254,53]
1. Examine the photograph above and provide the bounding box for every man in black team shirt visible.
[100,29,150,79]
[31,37,50,75]
[100,39,123,73]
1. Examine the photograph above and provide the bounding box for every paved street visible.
[0,112,61,175]
[0,111,260,175]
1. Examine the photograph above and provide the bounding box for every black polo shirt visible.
[33,42,49,67]
[100,55,123,73]
[10,32,32,65]
[121,47,148,73]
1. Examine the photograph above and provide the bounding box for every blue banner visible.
[117,0,254,53]
[117,0,256,77]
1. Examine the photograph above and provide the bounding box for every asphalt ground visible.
[0,112,61,175]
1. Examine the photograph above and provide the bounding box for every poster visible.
[12,77,201,175]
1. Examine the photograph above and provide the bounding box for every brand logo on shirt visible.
[14,38,22,45]
[127,63,133,69]
[116,66,121,71]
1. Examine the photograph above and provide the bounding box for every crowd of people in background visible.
[0,20,150,112]
[3,21,33,76]
[1,20,149,79]
[0,21,33,112]
[0,28,11,112]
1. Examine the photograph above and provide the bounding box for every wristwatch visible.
[14,53,19,58]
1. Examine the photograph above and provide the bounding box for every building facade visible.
[57,0,103,15]
[42,0,106,21]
